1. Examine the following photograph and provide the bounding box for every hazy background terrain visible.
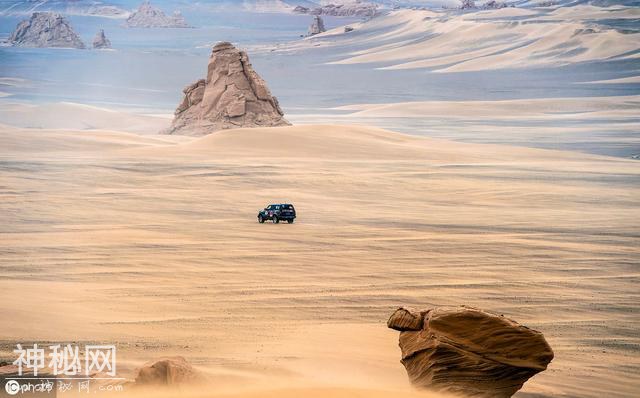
[0,0,638,156]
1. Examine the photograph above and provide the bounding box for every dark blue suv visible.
[258,204,296,224]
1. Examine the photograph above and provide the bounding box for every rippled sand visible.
[0,122,638,397]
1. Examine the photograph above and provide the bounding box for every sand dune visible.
[288,6,640,72]
[335,96,640,119]
[0,126,185,156]
[286,95,640,158]
[1,122,639,397]
[0,102,170,134]
[581,76,640,84]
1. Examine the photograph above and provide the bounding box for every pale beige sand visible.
[334,96,640,120]
[288,7,640,73]
[0,102,171,133]
[0,123,639,397]
[292,96,640,157]
[581,76,640,85]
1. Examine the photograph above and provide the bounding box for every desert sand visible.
[0,114,638,397]
[318,6,640,72]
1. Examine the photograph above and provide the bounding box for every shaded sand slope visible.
[0,124,639,397]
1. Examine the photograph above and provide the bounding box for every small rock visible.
[135,356,199,386]
[92,29,111,49]
[308,15,326,36]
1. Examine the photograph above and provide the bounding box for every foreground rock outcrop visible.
[135,356,200,386]
[166,42,289,136]
[92,29,111,49]
[125,1,191,28]
[388,306,554,398]
[308,15,326,36]
[9,12,85,48]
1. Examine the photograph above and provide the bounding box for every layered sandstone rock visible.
[92,29,111,49]
[388,306,554,398]
[135,356,199,386]
[9,12,85,49]
[125,1,191,28]
[166,42,290,136]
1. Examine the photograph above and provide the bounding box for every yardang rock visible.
[9,12,85,49]
[92,29,111,49]
[388,306,554,398]
[166,42,290,136]
[308,15,326,36]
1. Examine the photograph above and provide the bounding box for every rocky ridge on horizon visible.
[125,1,191,28]
[294,2,378,17]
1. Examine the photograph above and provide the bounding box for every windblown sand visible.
[0,122,638,397]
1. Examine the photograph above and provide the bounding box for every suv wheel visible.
[273,216,279,224]
[258,215,264,223]
[288,219,294,224]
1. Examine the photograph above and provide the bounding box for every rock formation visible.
[9,12,85,49]
[460,0,477,9]
[313,3,378,17]
[308,15,326,36]
[483,0,512,9]
[295,2,378,18]
[293,5,310,13]
[459,0,512,10]
[166,42,290,136]
[92,29,111,49]
[388,306,554,398]
[135,356,199,386]
[125,1,191,28]
[85,5,129,18]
